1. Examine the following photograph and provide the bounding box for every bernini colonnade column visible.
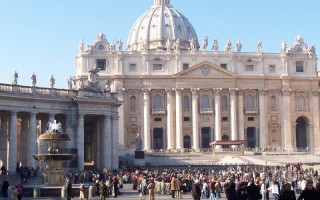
[175,89,183,149]
[8,111,17,174]
[142,89,151,150]
[191,89,199,150]
[77,113,85,171]
[103,115,112,169]
[166,89,173,149]
[29,112,37,168]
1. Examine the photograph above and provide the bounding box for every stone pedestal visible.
[134,151,145,166]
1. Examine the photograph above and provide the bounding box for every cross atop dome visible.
[154,0,170,6]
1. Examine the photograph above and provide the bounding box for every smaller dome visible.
[127,0,199,51]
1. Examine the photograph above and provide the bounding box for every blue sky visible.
[0,0,319,89]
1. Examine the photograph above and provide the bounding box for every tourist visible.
[11,187,18,200]
[137,180,144,200]
[17,182,24,200]
[278,183,296,200]
[66,179,73,200]
[1,165,6,175]
[1,178,9,198]
[236,182,249,200]
[99,180,107,200]
[171,176,176,198]
[247,178,261,199]
[209,178,216,200]
[226,179,236,200]
[297,180,320,200]
[269,180,280,200]
[175,177,182,199]
[147,179,155,200]
[192,180,201,200]
[79,183,85,200]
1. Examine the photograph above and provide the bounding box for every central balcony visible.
[200,108,214,115]
[151,108,166,115]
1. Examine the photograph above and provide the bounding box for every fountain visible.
[33,121,76,186]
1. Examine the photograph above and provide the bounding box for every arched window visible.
[201,95,210,108]
[298,96,306,111]
[270,96,277,111]
[130,96,136,110]
[221,95,228,111]
[246,95,254,108]
[153,95,162,109]
[183,95,190,110]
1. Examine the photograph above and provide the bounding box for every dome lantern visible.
[154,0,170,6]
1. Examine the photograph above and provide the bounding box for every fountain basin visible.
[38,133,70,141]
[33,154,76,161]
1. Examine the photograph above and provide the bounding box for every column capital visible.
[259,90,267,96]
[311,89,319,96]
[175,88,183,94]
[112,115,119,120]
[213,88,222,95]
[238,89,244,95]
[165,88,174,95]
[104,115,111,120]
[10,111,17,116]
[229,88,238,95]
[142,88,151,95]
[282,89,292,95]
[191,88,199,95]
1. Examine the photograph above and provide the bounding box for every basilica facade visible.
[74,0,319,155]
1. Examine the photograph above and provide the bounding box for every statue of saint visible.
[236,40,242,53]
[212,39,219,51]
[224,40,232,53]
[49,75,55,88]
[281,41,287,55]
[31,72,37,87]
[67,76,73,89]
[117,39,123,52]
[79,39,84,52]
[257,41,262,53]
[189,38,195,50]
[12,71,18,85]
[166,39,171,51]
[202,36,208,50]
[105,79,112,91]
[175,39,180,51]
[135,133,142,151]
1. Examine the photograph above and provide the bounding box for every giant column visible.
[238,90,245,140]
[166,89,173,149]
[29,112,37,168]
[312,90,320,152]
[230,88,237,141]
[117,89,125,151]
[191,89,199,150]
[175,89,183,149]
[8,111,17,174]
[77,113,85,171]
[112,115,119,169]
[142,89,151,150]
[103,115,112,169]
[214,89,222,144]
[259,90,266,147]
[282,89,292,151]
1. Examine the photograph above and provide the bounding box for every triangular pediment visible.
[174,61,237,77]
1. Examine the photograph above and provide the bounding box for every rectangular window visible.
[220,64,227,70]
[269,65,276,73]
[246,65,254,72]
[248,117,255,121]
[97,59,106,70]
[183,117,190,122]
[154,118,162,122]
[153,64,163,71]
[296,61,304,72]
[222,117,228,122]
[129,63,136,72]
[183,63,190,70]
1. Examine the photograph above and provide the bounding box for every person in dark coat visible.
[298,180,320,200]
[1,178,9,198]
[227,180,236,200]
[236,182,249,200]
[66,179,73,200]
[279,183,296,200]
[192,180,201,200]
[247,179,261,200]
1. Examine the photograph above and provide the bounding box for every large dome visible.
[127,0,199,51]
